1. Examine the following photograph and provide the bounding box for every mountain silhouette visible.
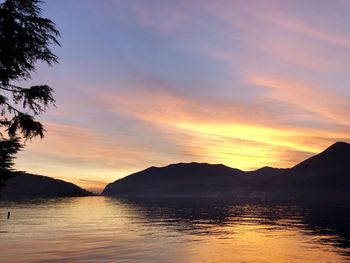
[103,142,350,202]
[291,141,350,174]
[0,173,92,200]
[272,142,350,201]
[103,162,247,198]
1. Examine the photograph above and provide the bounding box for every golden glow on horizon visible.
[169,121,327,169]
[16,85,349,193]
[172,121,317,152]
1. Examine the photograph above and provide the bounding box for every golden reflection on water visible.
[0,196,349,263]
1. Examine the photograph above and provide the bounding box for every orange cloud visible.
[92,81,349,172]
[248,75,350,126]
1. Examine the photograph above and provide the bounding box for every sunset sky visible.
[16,0,350,192]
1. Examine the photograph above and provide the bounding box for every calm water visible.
[1,197,350,263]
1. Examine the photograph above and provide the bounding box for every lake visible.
[1,196,350,262]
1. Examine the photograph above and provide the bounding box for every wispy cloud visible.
[15,0,350,192]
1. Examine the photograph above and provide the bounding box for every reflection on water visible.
[1,197,350,262]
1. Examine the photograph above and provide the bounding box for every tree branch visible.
[0,85,20,92]
[2,99,23,116]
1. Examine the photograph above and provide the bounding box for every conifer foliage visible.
[0,0,59,180]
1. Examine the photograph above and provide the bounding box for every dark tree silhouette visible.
[0,138,22,188]
[0,0,60,184]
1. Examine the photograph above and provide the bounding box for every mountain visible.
[0,173,92,200]
[247,166,287,177]
[102,162,284,199]
[271,142,350,201]
[103,162,248,198]
[291,141,350,174]
[102,142,350,202]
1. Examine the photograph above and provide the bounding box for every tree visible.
[0,138,22,188]
[0,0,60,184]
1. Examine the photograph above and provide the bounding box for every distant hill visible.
[103,162,247,198]
[270,142,350,201]
[102,142,350,202]
[0,173,92,200]
[291,141,350,174]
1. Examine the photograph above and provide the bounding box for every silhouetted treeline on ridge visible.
[0,173,92,200]
[103,142,350,202]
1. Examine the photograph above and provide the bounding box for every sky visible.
[14,0,350,193]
